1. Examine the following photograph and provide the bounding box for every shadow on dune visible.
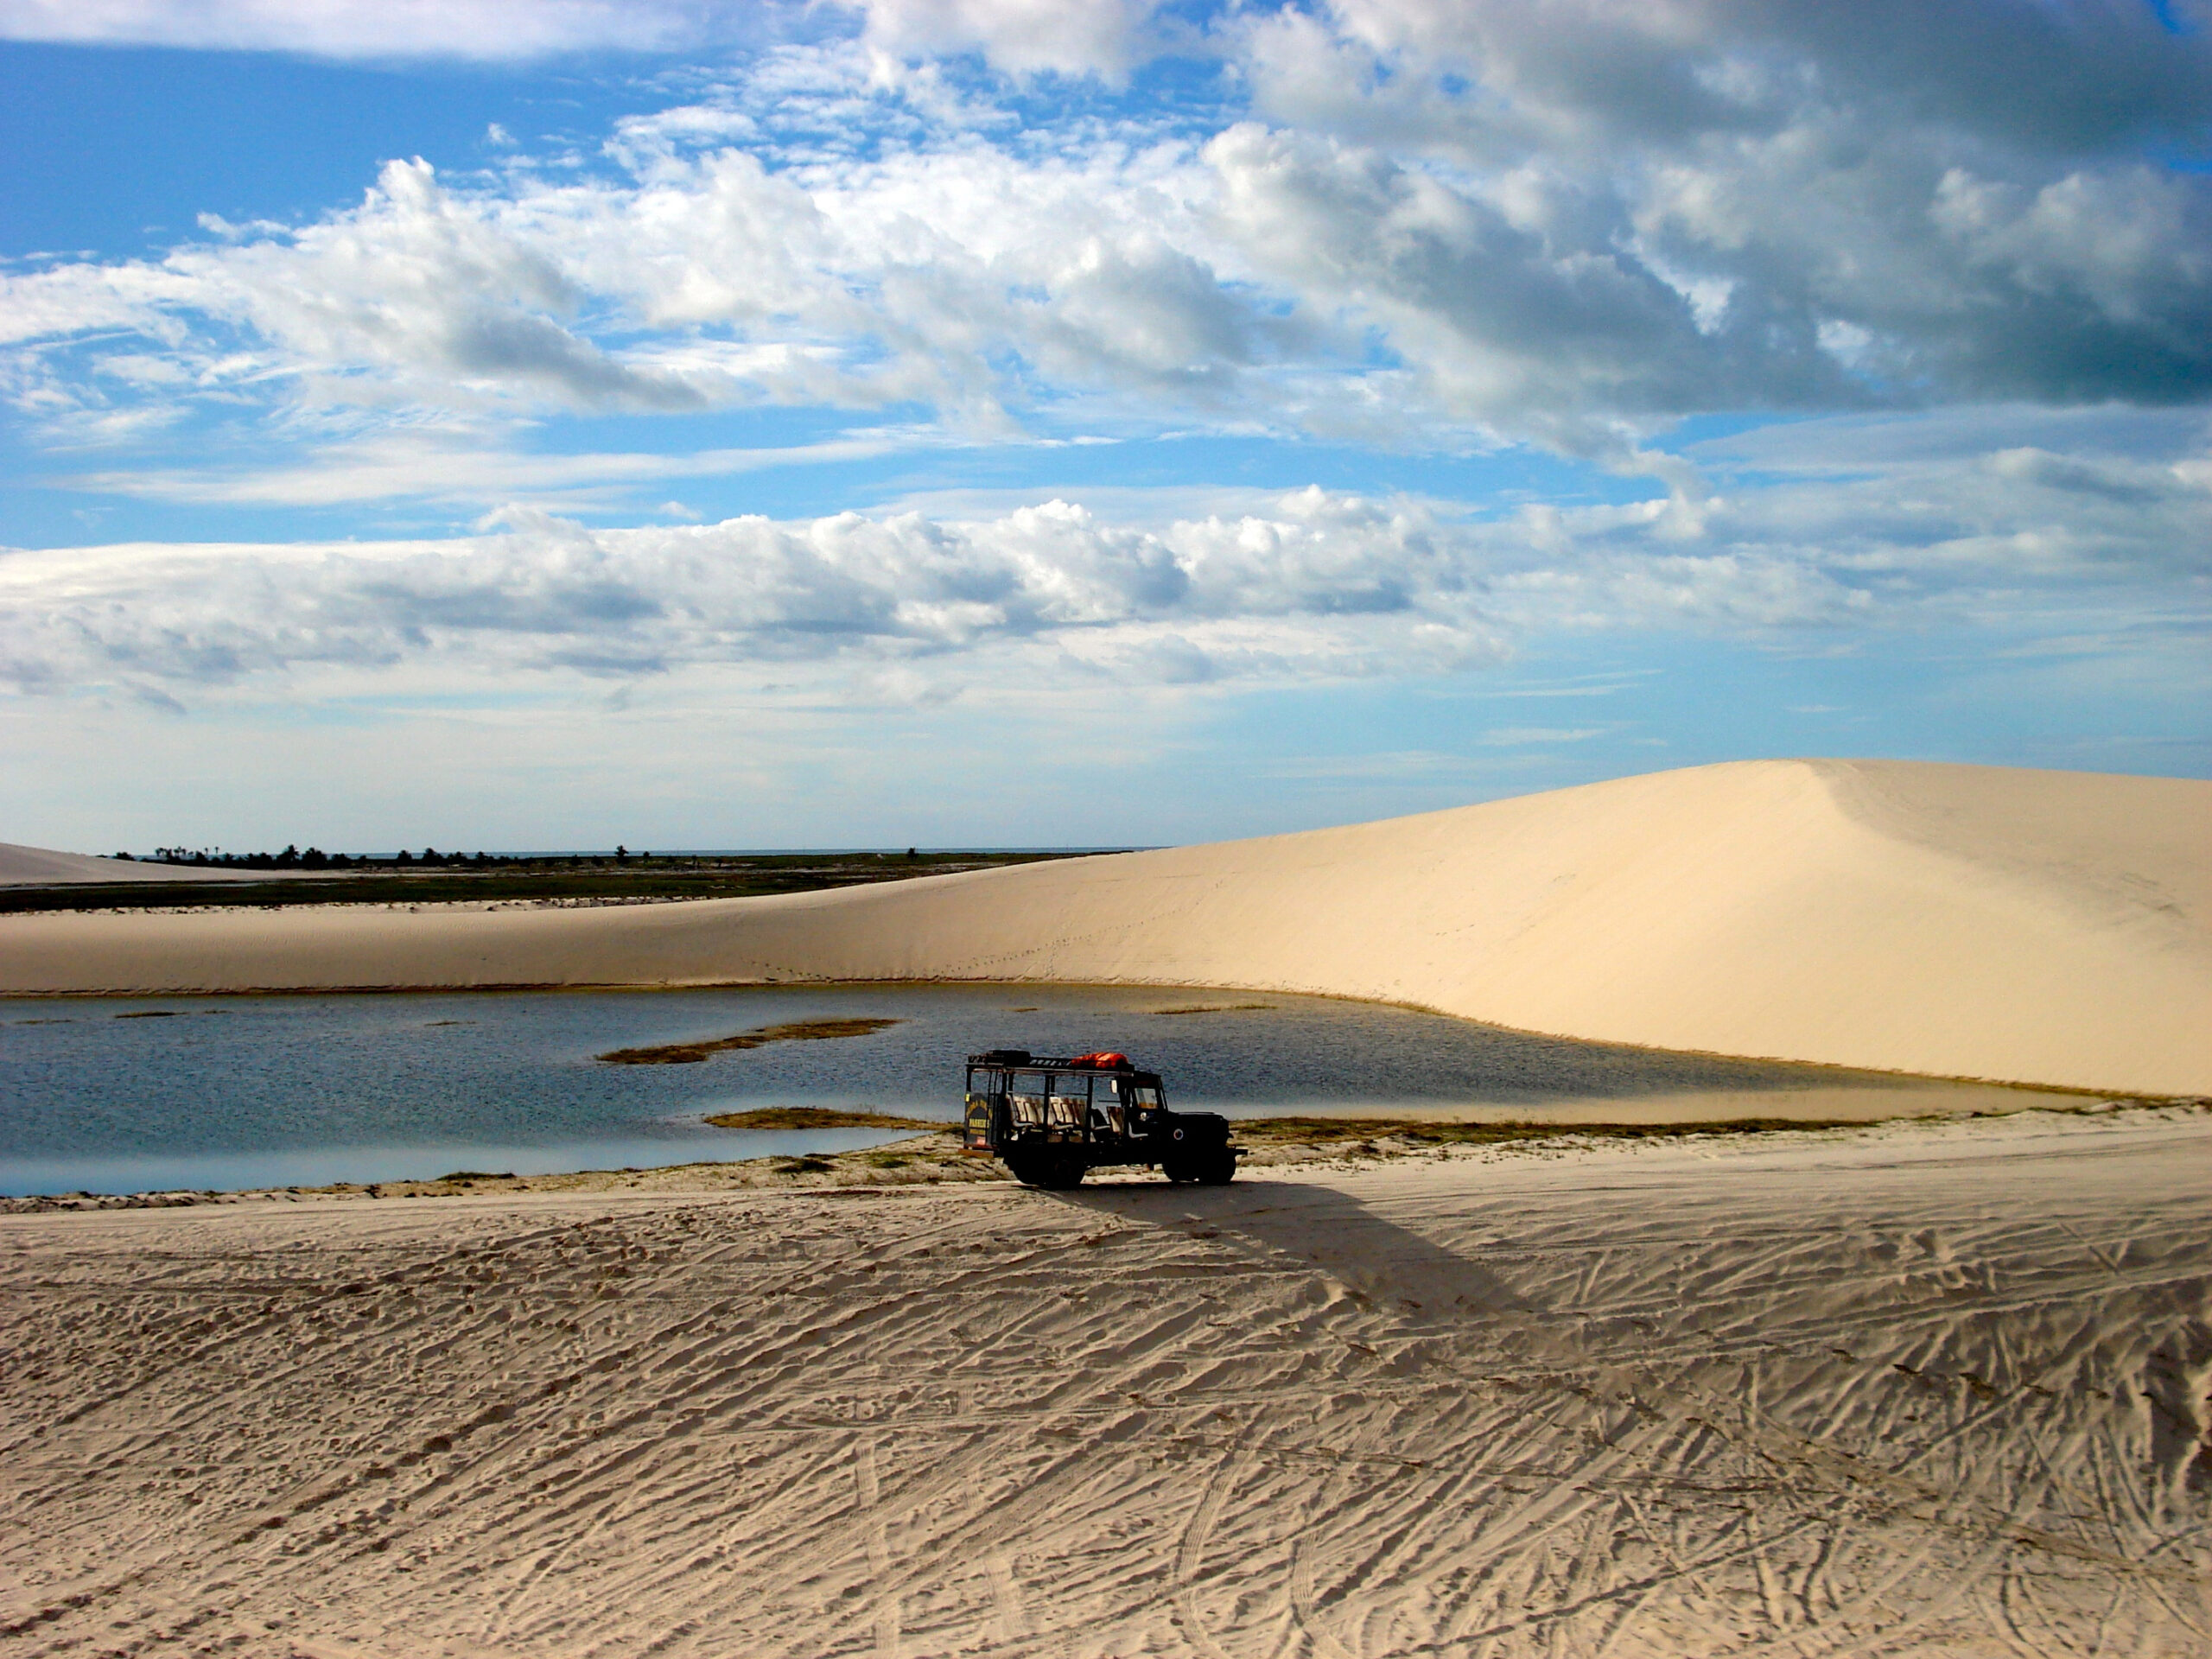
[1050,1177,1543,1324]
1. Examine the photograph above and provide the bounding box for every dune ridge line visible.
[3,758,2206,1093]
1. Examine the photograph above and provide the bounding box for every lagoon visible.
[0,982,2065,1195]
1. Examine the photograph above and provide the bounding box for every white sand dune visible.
[3,1110,2207,1656]
[0,842,300,886]
[3,759,2206,1093]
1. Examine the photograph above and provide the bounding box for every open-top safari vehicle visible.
[963,1050,1239,1190]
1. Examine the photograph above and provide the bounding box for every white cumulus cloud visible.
[8,5,2206,476]
[6,426,2202,708]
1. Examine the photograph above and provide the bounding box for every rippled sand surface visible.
[3,1107,2207,1656]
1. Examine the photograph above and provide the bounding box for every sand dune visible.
[0,842,299,886]
[3,759,2206,1092]
[3,1109,2207,1656]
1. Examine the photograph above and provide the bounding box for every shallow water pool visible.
[0,982,2061,1194]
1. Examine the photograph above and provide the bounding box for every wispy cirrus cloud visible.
[65,429,944,510]
[0,0,1171,72]
[0,0,718,60]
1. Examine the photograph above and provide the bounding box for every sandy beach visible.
[5,760,2209,1095]
[3,1106,2207,1657]
[4,759,2206,1653]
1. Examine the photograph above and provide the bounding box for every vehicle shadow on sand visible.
[1046,1176,1544,1326]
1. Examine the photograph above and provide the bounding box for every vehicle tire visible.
[1039,1154,1087,1190]
[1196,1151,1236,1185]
[1160,1158,1198,1185]
[1009,1153,1085,1190]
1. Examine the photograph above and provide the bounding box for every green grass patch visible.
[601,1017,903,1066]
[0,850,1098,915]
[702,1105,945,1130]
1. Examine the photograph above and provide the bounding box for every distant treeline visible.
[131,844,647,872]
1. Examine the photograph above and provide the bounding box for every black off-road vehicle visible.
[963,1050,1239,1190]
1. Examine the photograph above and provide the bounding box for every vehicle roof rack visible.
[966,1051,1147,1072]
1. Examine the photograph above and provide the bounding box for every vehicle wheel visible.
[1009,1154,1085,1190]
[1196,1151,1237,1185]
[1160,1158,1198,1185]
[1039,1154,1087,1190]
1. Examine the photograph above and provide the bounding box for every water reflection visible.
[2,982,2022,1195]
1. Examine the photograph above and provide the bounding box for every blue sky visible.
[2,0,2207,852]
